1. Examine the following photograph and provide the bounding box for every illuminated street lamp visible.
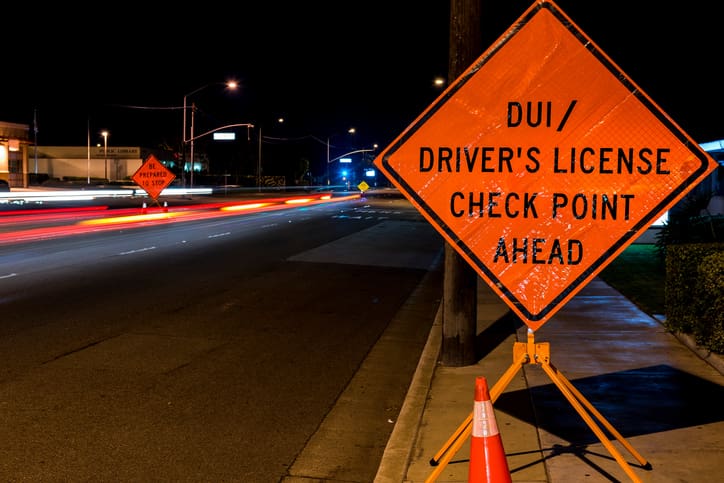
[101,130,109,182]
[183,81,238,189]
[257,117,285,191]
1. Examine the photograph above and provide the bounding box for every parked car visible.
[0,179,9,191]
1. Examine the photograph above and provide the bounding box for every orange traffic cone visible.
[468,376,512,483]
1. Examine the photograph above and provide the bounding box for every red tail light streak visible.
[0,192,361,245]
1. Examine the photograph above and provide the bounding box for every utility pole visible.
[257,127,262,191]
[440,0,482,367]
[33,109,39,175]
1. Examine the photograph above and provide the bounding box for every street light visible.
[327,146,377,189]
[101,130,109,183]
[257,117,285,191]
[326,127,357,186]
[183,81,238,189]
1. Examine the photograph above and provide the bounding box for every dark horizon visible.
[3,1,721,152]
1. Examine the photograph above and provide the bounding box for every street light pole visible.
[87,118,91,184]
[189,102,196,189]
[183,81,238,190]
[328,148,377,164]
[327,147,376,189]
[256,118,284,192]
[257,127,262,191]
[325,128,357,186]
[101,130,109,183]
[182,93,188,187]
[326,137,330,185]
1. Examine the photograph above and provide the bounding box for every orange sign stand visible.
[373,0,718,332]
[426,331,651,483]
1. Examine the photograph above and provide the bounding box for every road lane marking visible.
[118,246,157,256]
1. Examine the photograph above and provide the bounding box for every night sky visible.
[2,1,720,154]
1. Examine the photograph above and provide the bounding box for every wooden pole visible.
[440,0,482,367]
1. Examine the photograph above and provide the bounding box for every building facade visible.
[30,146,143,183]
[1,121,147,187]
[0,121,31,187]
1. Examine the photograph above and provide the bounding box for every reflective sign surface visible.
[374,0,718,330]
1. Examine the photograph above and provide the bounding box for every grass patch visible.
[598,244,666,318]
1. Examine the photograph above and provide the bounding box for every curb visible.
[672,331,724,375]
[374,304,443,483]
[653,314,724,376]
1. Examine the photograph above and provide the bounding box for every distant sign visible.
[213,132,236,140]
[132,154,176,201]
[374,0,718,331]
[92,147,141,158]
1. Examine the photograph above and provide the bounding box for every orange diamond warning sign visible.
[374,0,718,331]
[132,154,176,201]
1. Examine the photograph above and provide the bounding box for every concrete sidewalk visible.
[376,277,724,483]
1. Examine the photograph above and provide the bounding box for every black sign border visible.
[380,0,713,323]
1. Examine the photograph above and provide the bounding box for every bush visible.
[656,187,724,354]
[697,251,724,353]
[665,243,724,354]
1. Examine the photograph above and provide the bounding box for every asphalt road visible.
[0,194,444,482]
